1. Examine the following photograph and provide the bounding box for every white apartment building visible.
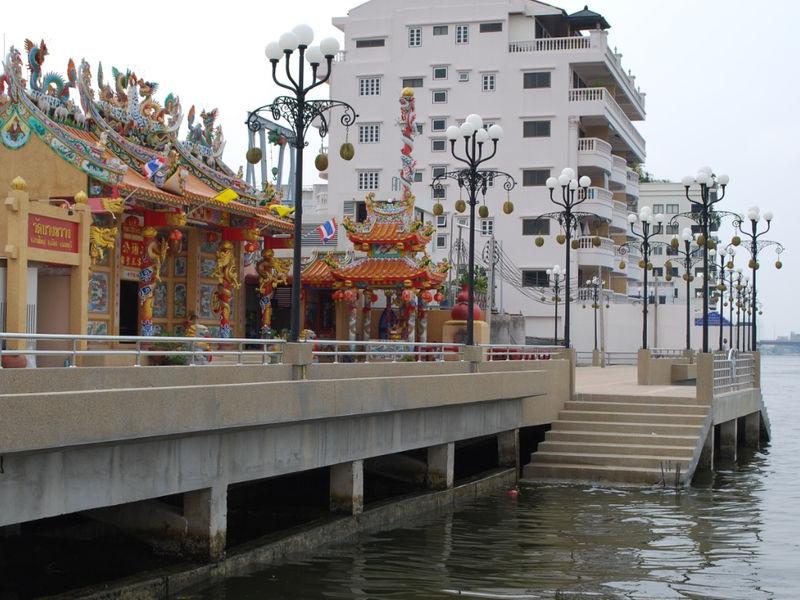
[638,182,710,304]
[326,0,646,339]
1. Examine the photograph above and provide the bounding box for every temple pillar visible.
[362,290,372,341]
[417,294,428,344]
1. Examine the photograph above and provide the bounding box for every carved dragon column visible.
[138,227,159,336]
[212,241,241,338]
[417,291,430,346]
[256,248,287,338]
[402,288,417,348]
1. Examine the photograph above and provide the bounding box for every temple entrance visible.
[119,280,139,336]
[303,288,335,339]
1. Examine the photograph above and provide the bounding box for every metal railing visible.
[311,340,463,363]
[651,348,687,359]
[480,344,560,361]
[605,351,638,365]
[0,332,285,367]
[713,350,756,395]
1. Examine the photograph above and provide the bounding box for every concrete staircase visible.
[523,392,710,486]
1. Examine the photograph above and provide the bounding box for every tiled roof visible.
[348,222,429,245]
[333,257,445,287]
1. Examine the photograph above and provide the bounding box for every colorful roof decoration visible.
[299,251,354,288]
[0,40,293,234]
[303,88,448,291]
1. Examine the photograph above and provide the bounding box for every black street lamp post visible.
[681,167,729,353]
[432,115,515,346]
[714,246,736,350]
[732,208,783,351]
[582,276,608,351]
[547,266,566,346]
[664,228,703,351]
[540,169,592,349]
[248,26,357,342]
[620,207,666,350]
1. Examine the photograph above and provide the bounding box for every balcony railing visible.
[509,36,591,53]
[576,236,614,251]
[569,88,646,158]
[627,169,640,184]
[577,137,612,154]
[584,186,613,202]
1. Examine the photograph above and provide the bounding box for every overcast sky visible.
[4,0,798,338]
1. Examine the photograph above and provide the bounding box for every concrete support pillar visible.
[497,429,519,471]
[744,411,761,449]
[284,342,312,380]
[718,420,737,461]
[183,485,227,562]
[698,425,714,471]
[696,353,714,405]
[330,459,364,515]
[427,442,454,490]
[592,349,602,367]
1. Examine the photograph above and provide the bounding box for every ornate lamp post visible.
[546,265,566,346]
[734,274,750,350]
[665,228,702,351]
[620,207,665,350]
[681,167,729,352]
[248,25,357,342]
[433,115,515,346]
[582,276,609,352]
[731,207,784,351]
[713,245,736,350]
[538,169,592,349]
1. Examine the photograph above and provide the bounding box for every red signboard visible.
[121,216,143,274]
[28,214,79,253]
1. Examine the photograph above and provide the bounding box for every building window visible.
[433,25,449,36]
[522,270,549,287]
[436,214,447,228]
[413,170,423,183]
[355,201,368,223]
[481,73,496,92]
[431,118,447,132]
[408,27,422,47]
[666,223,679,235]
[355,38,385,48]
[479,22,503,33]
[359,77,381,96]
[480,218,494,236]
[432,89,448,103]
[653,267,664,277]
[358,123,380,144]
[415,123,424,135]
[651,245,663,255]
[653,204,664,214]
[433,186,446,200]
[671,267,679,277]
[666,246,678,256]
[522,169,550,186]
[457,70,470,82]
[652,224,664,235]
[436,234,448,249]
[523,71,551,89]
[431,139,447,152]
[402,77,424,88]
[522,218,550,235]
[433,66,448,80]
[432,165,447,178]
[523,120,551,137]
[358,171,380,191]
[456,25,469,44]
[666,203,680,214]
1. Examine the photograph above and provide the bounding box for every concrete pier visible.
[718,420,738,461]
[330,460,364,515]
[497,429,519,470]
[427,443,455,490]
[744,411,761,449]
[184,486,228,561]
[698,426,714,471]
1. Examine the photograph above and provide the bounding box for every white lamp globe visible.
[487,124,503,140]
[736,267,743,273]
[320,37,341,56]
[717,173,730,186]
[682,227,693,240]
[586,279,591,286]
[699,165,713,176]
[265,42,283,61]
[305,45,324,65]
[561,167,576,180]
[655,213,665,223]
[710,248,717,257]
[627,213,638,224]
[747,207,759,221]
[568,178,578,190]
[446,126,460,141]
[546,269,553,276]
[642,212,653,223]
[557,174,570,187]
[292,24,315,46]
[578,175,591,188]
[764,210,774,222]
[681,175,694,187]
[279,31,300,52]
[459,122,476,138]
[475,128,490,144]
[696,171,710,185]
[553,265,561,274]
[465,114,483,130]
[545,177,558,190]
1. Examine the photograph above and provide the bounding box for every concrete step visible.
[558,410,707,426]
[523,462,666,485]
[551,420,703,436]
[575,393,699,405]
[545,430,698,447]
[537,440,695,458]
[531,451,691,470]
[564,401,708,416]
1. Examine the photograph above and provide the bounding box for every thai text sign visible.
[120,216,144,278]
[28,214,79,253]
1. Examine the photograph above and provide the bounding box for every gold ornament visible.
[339,142,355,161]
[502,200,514,215]
[619,261,626,270]
[776,260,783,269]
[592,236,601,247]
[671,238,679,249]
[556,234,566,245]
[638,259,646,269]
[731,235,741,246]
[748,259,756,269]
[696,234,706,246]
[433,203,444,216]
[314,153,329,171]
[455,199,466,213]
[534,237,544,247]
[74,190,88,205]
[10,176,27,191]
[571,239,580,250]
[246,147,263,164]
[478,205,489,219]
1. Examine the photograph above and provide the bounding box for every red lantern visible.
[402,289,414,303]
[207,231,219,243]
[421,290,434,303]
[244,241,258,253]
[169,229,183,242]
[344,289,357,303]
[434,292,443,303]
[371,293,379,303]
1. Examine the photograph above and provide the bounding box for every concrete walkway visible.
[576,366,696,399]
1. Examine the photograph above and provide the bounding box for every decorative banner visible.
[121,216,144,279]
[28,214,79,253]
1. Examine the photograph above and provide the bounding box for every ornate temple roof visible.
[0,40,292,234]
[333,257,446,288]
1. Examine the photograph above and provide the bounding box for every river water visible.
[184,356,800,600]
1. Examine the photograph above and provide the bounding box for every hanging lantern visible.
[246,147,263,164]
[707,239,717,250]
[776,260,783,269]
[314,153,329,171]
[592,236,601,247]
[556,234,566,245]
[169,229,183,242]
[244,241,258,253]
[478,205,489,219]
[371,293,379,303]
[571,239,580,250]
[207,231,219,243]
[731,235,741,246]
[534,237,544,247]
[402,289,414,303]
[455,199,466,213]
[434,292,443,303]
[502,200,514,215]
[433,202,444,216]
[421,290,434,303]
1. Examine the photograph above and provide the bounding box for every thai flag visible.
[317,218,337,242]
[142,157,165,180]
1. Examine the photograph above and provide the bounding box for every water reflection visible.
[185,357,800,600]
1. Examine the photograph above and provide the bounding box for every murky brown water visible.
[184,356,800,599]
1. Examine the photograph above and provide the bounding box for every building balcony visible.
[509,30,645,119]
[577,137,613,172]
[626,168,640,197]
[568,88,646,162]
[608,154,627,188]
[611,200,628,232]
[581,186,613,221]
[576,236,615,269]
